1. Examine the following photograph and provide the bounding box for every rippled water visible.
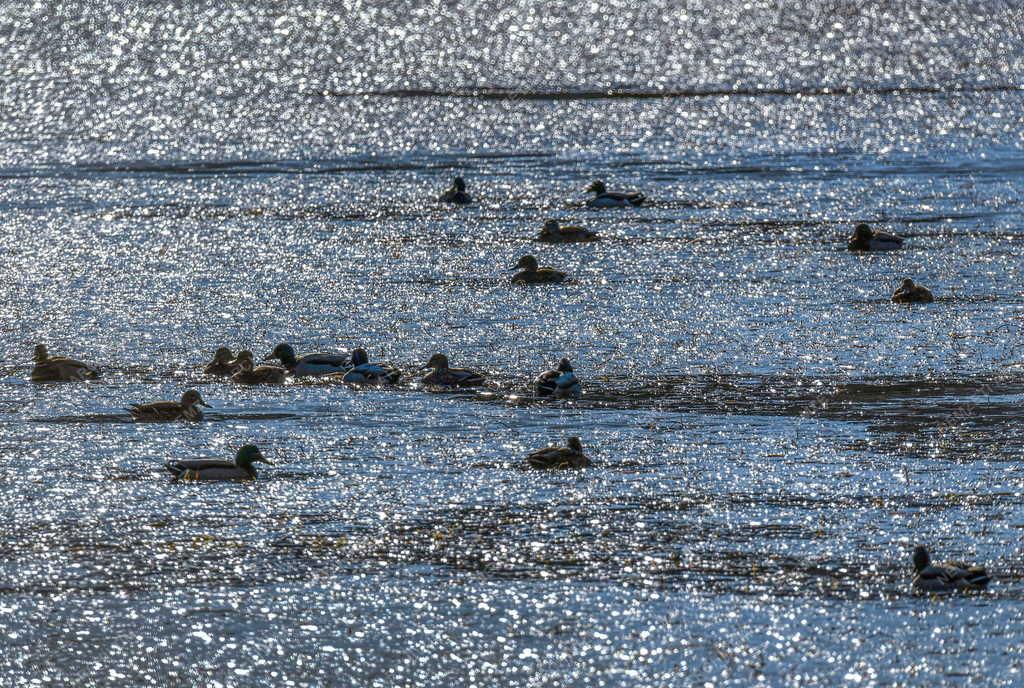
[2,1,1024,685]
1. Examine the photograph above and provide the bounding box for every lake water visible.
[2,1,1024,685]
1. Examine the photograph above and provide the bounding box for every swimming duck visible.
[337,347,401,384]
[263,343,349,377]
[526,437,591,469]
[129,389,210,421]
[585,180,644,208]
[30,344,100,382]
[510,255,568,285]
[203,347,236,376]
[848,223,904,251]
[912,545,990,593]
[421,353,485,388]
[536,219,599,243]
[535,358,582,399]
[230,351,287,384]
[439,176,472,204]
[165,444,273,481]
[891,278,934,304]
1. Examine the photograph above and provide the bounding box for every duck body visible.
[535,358,582,399]
[203,347,236,376]
[129,389,210,422]
[30,345,100,382]
[848,223,904,251]
[230,352,287,384]
[585,181,644,208]
[892,278,934,304]
[912,545,990,593]
[510,255,568,285]
[439,177,472,205]
[264,343,349,377]
[334,348,401,384]
[526,437,591,469]
[537,219,599,243]
[166,445,272,481]
[421,353,485,388]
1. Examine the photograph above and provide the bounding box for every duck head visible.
[264,343,297,365]
[181,389,211,408]
[899,278,916,291]
[513,255,539,272]
[452,177,466,191]
[425,353,449,370]
[912,545,930,572]
[211,347,234,364]
[234,350,255,365]
[853,223,873,240]
[557,358,573,372]
[567,437,584,453]
[542,219,560,235]
[351,347,369,366]
[236,444,273,467]
[33,344,49,363]
[586,181,607,195]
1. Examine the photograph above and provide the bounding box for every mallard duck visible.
[421,353,485,387]
[585,180,644,208]
[263,343,349,377]
[892,278,934,304]
[230,351,287,384]
[165,444,273,481]
[30,344,100,382]
[129,389,210,421]
[526,437,591,469]
[535,358,582,399]
[912,545,990,593]
[510,255,568,285]
[439,176,472,204]
[337,347,401,384]
[536,219,599,243]
[203,347,236,376]
[848,223,904,251]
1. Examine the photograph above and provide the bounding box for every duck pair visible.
[205,348,288,383]
[439,177,644,208]
[911,545,989,593]
[166,437,590,481]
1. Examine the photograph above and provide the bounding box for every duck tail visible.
[965,567,991,588]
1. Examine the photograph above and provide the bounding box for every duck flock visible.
[28,177,979,592]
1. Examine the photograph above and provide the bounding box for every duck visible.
[912,545,990,593]
[585,180,644,208]
[526,437,591,469]
[439,176,472,204]
[230,350,287,384]
[263,343,349,377]
[165,444,273,481]
[30,344,100,382]
[203,347,236,376]
[129,389,210,421]
[891,278,934,304]
[848,223,904,251]
[536,219,599,243]
[336,347,401,385]
[510,255,568,285]
[421,353,485,388]
[535,358,582,399]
